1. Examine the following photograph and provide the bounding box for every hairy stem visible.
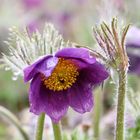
[52,122,62,140]
[35,113,45,140]
[93,88,102,140]
[0,106,29,140]
[115,70,127,140]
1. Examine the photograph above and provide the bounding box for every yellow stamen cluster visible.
[41,58,79,91]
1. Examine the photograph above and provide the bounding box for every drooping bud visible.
[92,18,130,72]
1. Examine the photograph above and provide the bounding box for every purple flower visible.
[28,20,40,33]
[24,47,108,122]
[113,0,124,9]
[52,11,73,36]
[23,0,43,9]
[126,26,140,75]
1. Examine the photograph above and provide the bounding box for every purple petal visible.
[79,62,109,84]
[23,0,43,9]
[24,56,58,82]
[29,74,69,122]
[70,59,90,69]
[55,47,96,64]
[126,26,140,47]
[39,57,58,77]
[67,81,93,113]
[128,54,140,75]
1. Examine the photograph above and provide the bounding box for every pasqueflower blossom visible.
[24,47,108,122]
[1,23,108,122]
[126,26,140,75]
[23,0,43,9]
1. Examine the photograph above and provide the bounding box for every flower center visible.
[41,58,79,91]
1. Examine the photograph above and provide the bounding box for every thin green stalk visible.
[52,122,62,140]
[35,113,45,140]
[115,70,127,140]
[0,106,29,140]
[93,88,102,140]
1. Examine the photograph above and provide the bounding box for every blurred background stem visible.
[35,113,45,140]
[0,106,29,140]
[52,122,62,140]
[93,87,103,140]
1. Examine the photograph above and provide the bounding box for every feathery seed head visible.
[0,23,69,80]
